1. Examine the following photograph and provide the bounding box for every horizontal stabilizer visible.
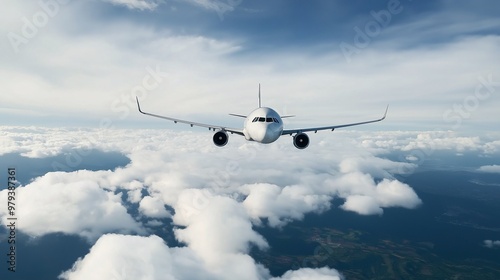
[229,113,247,118]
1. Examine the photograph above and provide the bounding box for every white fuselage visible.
[242,107,283,143]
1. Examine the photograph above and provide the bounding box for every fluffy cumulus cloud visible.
[374,179,422,209]
[0,174,145,241]
[271,267,343,280]
[328,172,422,215]
[173,194,269,254]
[337,178,422,216]
[59,234,214,280]
[0,126,474,279]
[174,194,270,279]
[242,183,332,227]
[60,234,342,280]
[341,195,383,216]
[139,196,171,218]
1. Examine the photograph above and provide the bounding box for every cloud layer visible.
[59,234,343,280]
[0,126,438,279]
[2,125,499,278]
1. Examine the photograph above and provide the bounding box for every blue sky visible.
[1,0,499,133]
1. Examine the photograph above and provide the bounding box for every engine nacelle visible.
[293,133,309,149]
[213,130,229,147]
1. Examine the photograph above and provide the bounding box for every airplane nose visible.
[251,124,280,143]
[252,128,266,142]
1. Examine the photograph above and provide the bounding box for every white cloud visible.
[477,165,500,173]
[0,175,145,241]
[405,155,419,161]
[340,195,383,216]
[59,234,216,280]
[271,267,344,280]
[358,130,500,156]
[173,193,269,261]
[483,140,500,154]
[483,240,500,248]
[127,188,144,203]
[339,156,416,178]
[329,173,422,215]
[81,192,272,280]
[401,132,481,152]
[139,196,171,218]
[375,179,422,209]
[145,219,164,227]
[242,183,332,227]
[0,127,80,158]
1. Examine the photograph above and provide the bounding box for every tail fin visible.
[258,83,261,108]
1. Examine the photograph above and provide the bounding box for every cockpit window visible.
[254,117,279,123]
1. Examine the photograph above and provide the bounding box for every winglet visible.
[382,105,389,120]
[136,96,144,114]
[258,83,261,108]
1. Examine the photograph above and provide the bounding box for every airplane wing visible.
[136,97,244,136]
[282,105,388,135]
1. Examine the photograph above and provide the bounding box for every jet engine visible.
[293,133,309,149]
[213,130,229,147]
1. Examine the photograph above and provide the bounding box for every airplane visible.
[135,85,388,149]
